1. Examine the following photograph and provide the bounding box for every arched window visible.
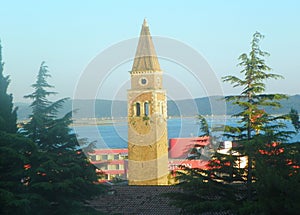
[136,102,141,116]
[144,102,149,116]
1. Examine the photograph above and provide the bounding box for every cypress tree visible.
[0,41,39,214]
[0,41,17,133]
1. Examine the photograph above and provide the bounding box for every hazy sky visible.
[0,0,299,102]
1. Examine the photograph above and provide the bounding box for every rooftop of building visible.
[88,185,181,214]
[88,184,234,215]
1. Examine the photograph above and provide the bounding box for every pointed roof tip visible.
[131,18,161,72]
[143,18,148,27]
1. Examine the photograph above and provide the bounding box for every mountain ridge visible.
[16,95,300,120]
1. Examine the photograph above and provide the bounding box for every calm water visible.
[73,117,300,149]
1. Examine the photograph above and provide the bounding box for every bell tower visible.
[127,19,169,185]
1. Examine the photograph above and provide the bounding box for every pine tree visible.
[23,62,104,214]
[23,62,70,149]
[0,41,17,133]
[166,32,299,214]
[222,32,289,200]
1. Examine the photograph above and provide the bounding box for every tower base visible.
[128,174,169,186]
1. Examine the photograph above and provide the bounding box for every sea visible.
[72,117,300,149]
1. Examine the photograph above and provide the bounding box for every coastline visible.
[70,115,229,127]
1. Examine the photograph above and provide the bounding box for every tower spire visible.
[131,19,161,72]
[143,18,148,27]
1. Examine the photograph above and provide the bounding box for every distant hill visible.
[16,95,300,120]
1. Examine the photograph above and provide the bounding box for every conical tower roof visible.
[131,19,161,72]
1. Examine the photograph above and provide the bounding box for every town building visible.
[89,137,211,182]
[89,149,128,181]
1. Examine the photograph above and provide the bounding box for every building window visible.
[108,165,116,170]
[144,102,149,116]
[136,102,141,116]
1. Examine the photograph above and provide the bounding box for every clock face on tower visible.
[139,77,148,86]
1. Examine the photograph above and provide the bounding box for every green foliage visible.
[0,50,104,214]
[142,115,150,121]
[0,42,34,214]
[20,62,104,214]
[23,62,70,149]
[222,32,287,141]
[254,141,300,215]
[197,114,210,136]
[222,32,291,201]
[221,32,299,213]
[166,159,243,214]
[0,41,17,133]
[167,32,300,214]
[26,148,103,214]
[0,131,37,214]
[167,117,248,214]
